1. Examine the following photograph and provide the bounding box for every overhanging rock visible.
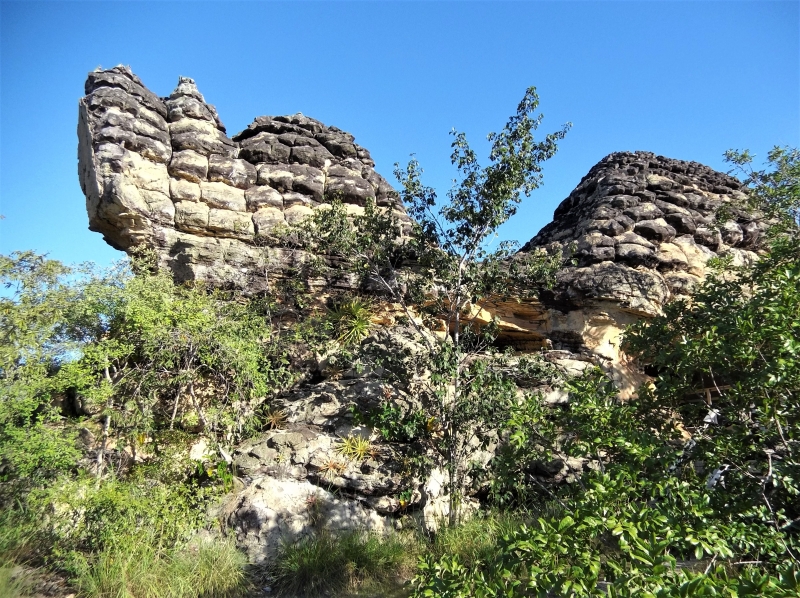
[78,65,409,293]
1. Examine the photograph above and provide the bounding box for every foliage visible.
[625,236,800,539]
[725,146,800,231]
[412,147,800,596]
[261,406,288,430]
[0,251,310,593]
[328,296,374,346]
[336,434,375,462]
[0,250,295,483]
[422,510,526,569]
[290,87,570,525]
[353,390,428,443]
[413,370,800,597]
[0,252,84,481]
[269,530,414,596]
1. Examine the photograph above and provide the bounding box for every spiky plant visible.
[263,407,287,430]
[318,457,347,479]
[335,435,373,462]
[328,297,373,346]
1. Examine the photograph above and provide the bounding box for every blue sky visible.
[1,1,798,267]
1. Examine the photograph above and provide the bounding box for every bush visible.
[423,511,525,570]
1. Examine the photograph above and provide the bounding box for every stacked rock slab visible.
[78,66,408,292]
[523,150,763,311]
[483,151,763,396]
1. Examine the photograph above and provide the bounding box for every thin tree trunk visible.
[96,364,113,477]
[188,381,208,429]
[169,383,184,430]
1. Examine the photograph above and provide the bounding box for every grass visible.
[424,511,527,568]
[269,530,416,597]
[267,512,532,597]
[0,563,27,598]
[69,534,248,598]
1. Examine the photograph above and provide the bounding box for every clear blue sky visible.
[1,1,798,267]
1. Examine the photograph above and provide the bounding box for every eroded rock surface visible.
[78,66,408,292]
[523,151,763,309]
[473,152,763,396]
[77,68,765,558]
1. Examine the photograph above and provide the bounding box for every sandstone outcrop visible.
[523,150,764,307]
[77,67,764,559]
[78,66,408,293]
[473,151,764,396]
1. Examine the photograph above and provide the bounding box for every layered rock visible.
[523,151,763,308]
[78,66,408,293]
[77,68,766,556]
[479,151,763,396]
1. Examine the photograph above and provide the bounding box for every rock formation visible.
[474,151,765,396]
[77,67,765,561]
[78,65,409,293]
[524,150,764,307]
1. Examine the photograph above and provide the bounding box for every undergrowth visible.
[268,530,416,597]
[0,563,27,598]
[69,535,247,598]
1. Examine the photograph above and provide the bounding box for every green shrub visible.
[424,511,525,569]
[328,297,373,346]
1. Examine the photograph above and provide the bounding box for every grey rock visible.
[290,145,333,169]
[174,201,209,233]
[720,221,744,246]
[208,155,257,189]
[252,207,285,234]
[664,212,697,235]
[664,272,702,295]
[222,475,390,564]
[616,243,658,268]
[207,208,254,239]
[282,192,315,208]
[239,133,292,163]
[169,150,208,183]
[614,231,655,249]
[634,218,677,243]
[200,181,247,212]
[694,226,722,250]
[170,178,201,202]
[624,204,664,222]
[740,221,760,247]
[610,194,639,208]
[245,186,283,211]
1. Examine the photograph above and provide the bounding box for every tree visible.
[0,250,294,480]
[291,87,570,524]
[0,252,83,481]
[624,147,800,550]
